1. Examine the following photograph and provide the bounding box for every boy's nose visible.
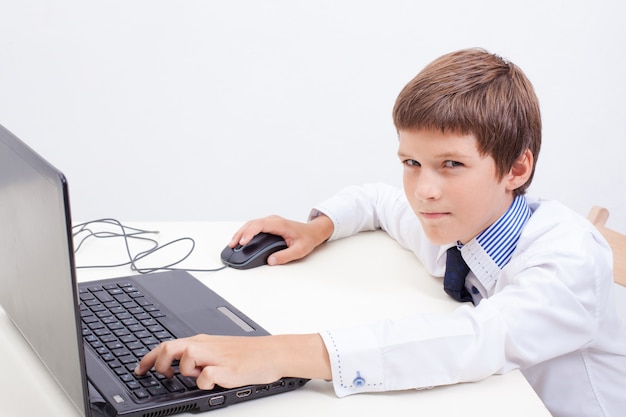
[413,173,441,201]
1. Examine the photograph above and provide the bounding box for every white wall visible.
[1,0,625,232]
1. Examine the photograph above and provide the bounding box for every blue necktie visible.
[444,246,473,303]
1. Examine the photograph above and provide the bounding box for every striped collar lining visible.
[475,195,532,268]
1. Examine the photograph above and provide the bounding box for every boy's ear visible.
[505,149,533,191]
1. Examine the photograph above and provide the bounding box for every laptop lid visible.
[0,124,89,415]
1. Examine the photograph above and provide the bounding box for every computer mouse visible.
[220,232,288,269]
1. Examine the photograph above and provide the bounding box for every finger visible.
[178,348,203,379]
[267,248,297,265]
[227,221,248,247]
[135,344,162,375]
[195,366,221,390]
[152,340,183,378]
[238,226,268,246]
[268,242,312,265]
[229,220,263,247]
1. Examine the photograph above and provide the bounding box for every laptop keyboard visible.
[80,282,199,400]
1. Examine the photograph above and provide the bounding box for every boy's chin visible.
[421,228,456,246]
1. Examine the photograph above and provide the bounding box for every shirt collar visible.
[459,195,532,291]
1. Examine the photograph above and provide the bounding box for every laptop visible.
[0,124,308,417]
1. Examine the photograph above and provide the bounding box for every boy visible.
[136,48,626,417]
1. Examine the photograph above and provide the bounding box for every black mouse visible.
[220,232,288,269]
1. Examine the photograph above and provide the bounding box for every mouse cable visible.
[72,218,226,274]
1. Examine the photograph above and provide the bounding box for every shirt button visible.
[353,371,366,387]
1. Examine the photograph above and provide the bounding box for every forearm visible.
[273,333,332,380]
[311,182,403,241]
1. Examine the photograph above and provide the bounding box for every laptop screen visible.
[0,125,88,416]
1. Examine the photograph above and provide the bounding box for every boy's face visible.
[398,129,515,245]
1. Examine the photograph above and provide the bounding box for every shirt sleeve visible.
[319,303,509,397]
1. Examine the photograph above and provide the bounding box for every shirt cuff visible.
[319,328,386,397]
[308,206,342,242]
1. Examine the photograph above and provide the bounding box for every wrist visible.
[274,334,331,380]
[308,214,334,246]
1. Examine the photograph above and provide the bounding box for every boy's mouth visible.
[420,211,450,220]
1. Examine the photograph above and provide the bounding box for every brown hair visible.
[392,48,541,195]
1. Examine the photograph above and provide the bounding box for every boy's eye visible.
[444,160,463,168]
[403,159,421,167]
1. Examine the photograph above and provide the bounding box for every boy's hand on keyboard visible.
[134,333,331,389]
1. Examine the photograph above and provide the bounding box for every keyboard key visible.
[148,385,168,396]
[120,335,137,343]
[119,373,134,382]
[114,328,131,337]
[94,292,114,303]
[134,313,150,321]
[162,378,185,392]
[134,389,150,400]
[140,377,160,388]
[119,355,138,365]
[132,347,149,358]
[127,381,141,390]
[154,331,173,340]
[126,341,143,350]
[141,319,158,327]
[112,348,132,357]
[135,297,153,306]
[114,294,132,303]
[94,329,111,337]
[108,359,121,369]
[106,341,124,350]
[88,322,105,330]
[178,375,198,389]
[135,331,151,339]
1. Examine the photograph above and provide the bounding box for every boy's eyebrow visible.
[397,149,471,159]
[435,151,469,159]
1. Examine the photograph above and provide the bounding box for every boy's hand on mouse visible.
[134,334,331,389]
[228,214,333,265]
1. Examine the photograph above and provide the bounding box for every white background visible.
[1,0,625,232]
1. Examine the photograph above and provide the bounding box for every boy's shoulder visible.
[519,196,608,254]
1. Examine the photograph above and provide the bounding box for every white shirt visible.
[311,183,626,417]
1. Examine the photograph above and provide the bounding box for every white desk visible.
[0,222,552,416]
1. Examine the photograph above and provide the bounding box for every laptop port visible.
[255,385,270,393]
[271,380,285,389]
[236,389,252,398]
[209,395,225,406]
